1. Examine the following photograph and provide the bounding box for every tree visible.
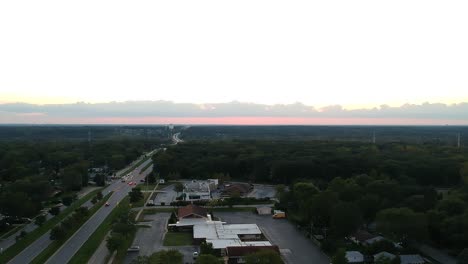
[200,241,216,255]
[50,206,60,216]
[129,187,143,203]
[62,195,74,206]
[95,173,106,186]
[195,254,223,264]
[148,172,156,184]
[96,191,103,200]
[35,214,46,226]
[107,233,125,251]
[374,255,393,264]
[50,225,66,240]
[330,202,362,237]
[458,248,468,264]
[331,248,348,264]
[245,250,283,264]
[174,182,184,195]
[149,249,183,264]
[376,207,428,241]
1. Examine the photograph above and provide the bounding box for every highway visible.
[45,156,154,264]
[6,152,155,264]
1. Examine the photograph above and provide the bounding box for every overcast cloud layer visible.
[0,101,467,124]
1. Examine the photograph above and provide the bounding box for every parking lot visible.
[153,184,177,205]
[215,212,329,264]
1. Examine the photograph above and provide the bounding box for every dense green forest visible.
[154,140,468,256]
[0,126,170,221]
[154,140,465,186]
[184,125,468,145]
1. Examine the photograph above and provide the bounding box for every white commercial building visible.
[183,179,218,201]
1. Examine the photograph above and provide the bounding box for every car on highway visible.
[193,252,199,259]
[105,202,110,207]
[128,246,140,252]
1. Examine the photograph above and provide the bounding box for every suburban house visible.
[399,254,425,264]
[256,206,272,215]
[225,245,280,264]
[183,179,218,201]
[221,183,253,197]
[349,230,384,245]
[346,251,364,263]
[177,204,208,221]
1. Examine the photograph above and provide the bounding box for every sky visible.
[1,1,468,124]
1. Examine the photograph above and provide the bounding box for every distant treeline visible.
[183,125,468,146]
[154,140,467,186]
[0,125,172,141]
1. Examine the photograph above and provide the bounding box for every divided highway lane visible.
[45,157,154,264]
[6,152,155,264]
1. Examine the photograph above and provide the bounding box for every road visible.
[0,187,99,253]
[44,155,155,264]
[5,189,98,264]
[5,152,155,264]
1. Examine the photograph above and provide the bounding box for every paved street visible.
[44,156,155,264]
[215,212,329,264]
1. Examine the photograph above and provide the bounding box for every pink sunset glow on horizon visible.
[11,116,468,126]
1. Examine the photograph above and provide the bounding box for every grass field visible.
[0,188,103,263]
[163,232,193,246]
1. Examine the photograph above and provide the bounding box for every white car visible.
[193,252,199,259]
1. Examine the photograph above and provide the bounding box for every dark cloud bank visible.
[0,101,467,122]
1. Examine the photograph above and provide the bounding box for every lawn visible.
[163,232,193,246]
[132,192,150,207]
[0,188,103,263]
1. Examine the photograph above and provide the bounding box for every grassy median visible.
[68,197,132,264]
[0,188,103,263]
[30,192,113,264]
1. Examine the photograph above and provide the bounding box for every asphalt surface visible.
[124,213,170,264]
[44,156,155,264]
[153,184,176,205]
[6,189,97,264]
[215,212,329,264]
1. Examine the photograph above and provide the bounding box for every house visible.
[350,230,384,245]
[256,207,272,215]
[226,245,280,264]
[222,183,253,197]
[177,204,208,221]
[346,251,364,263]
[374,252,396,262]
[400,254,425,264]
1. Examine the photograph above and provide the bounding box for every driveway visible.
[215,212,329,264]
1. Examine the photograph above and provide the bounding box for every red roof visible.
[226,246,280,257]
[177,204,208,219]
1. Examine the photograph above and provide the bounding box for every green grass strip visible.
[140,160,153,174]
[0,188,103,263]
[163,232,193,246]
[121,155,152,177]
[30,192,113,264]
[68,197,131,264]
